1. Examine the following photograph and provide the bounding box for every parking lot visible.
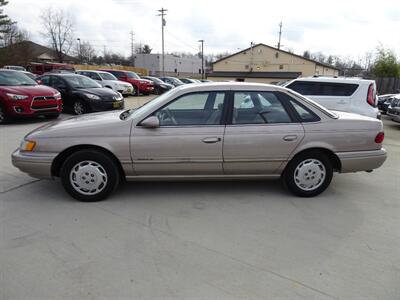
[1,95,399,299]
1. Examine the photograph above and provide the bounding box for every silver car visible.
[12,83,387,201]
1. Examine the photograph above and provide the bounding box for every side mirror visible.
[36,79,43,85]
[140,116,160,128]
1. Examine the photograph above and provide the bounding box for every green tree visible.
[0,0,15,45]
[371,47,400,77]
[142,44,152,54]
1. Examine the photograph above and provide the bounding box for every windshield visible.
[99,72,118,81]
[0,70,37,86]
[287,89,338,119]
[120,88,177,120]
[64,75,102,89]
[126,72,140,79]
[144,76,164,84]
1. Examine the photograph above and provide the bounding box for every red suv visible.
[100,70,154,95]
[0,70,62,123]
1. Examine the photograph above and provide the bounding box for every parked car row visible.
[0,69,125,123]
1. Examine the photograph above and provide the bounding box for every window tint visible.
[89,72,102,81]
[287,82,318,95]
[318,83,358,96]
[52,76,67,88]
[154,92,225,126]
[40,76,51,85]
[232,92,292,124]
[288,81,358,96]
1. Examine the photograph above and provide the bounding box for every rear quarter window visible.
[288,81,359,96]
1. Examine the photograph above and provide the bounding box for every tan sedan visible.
[12,83,387,201]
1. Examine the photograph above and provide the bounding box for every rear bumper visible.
[337,149,387,173]
[12,149,56,179]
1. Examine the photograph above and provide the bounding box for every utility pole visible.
[157,8,167,76]
[198,39,204,79]
[130,30,135,66]
[250,41,254,72]
[277,21,283,50]
[77,38,81,63]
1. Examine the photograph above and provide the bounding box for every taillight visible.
[375,132,384,143]
[367,83,375,107]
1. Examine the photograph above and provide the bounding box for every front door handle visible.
[202,137,222,144]
[283,135,298,142]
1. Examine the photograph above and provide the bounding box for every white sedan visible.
[77,70,133,95]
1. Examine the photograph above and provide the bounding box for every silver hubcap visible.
[294,159,326,191]
[70,161,108,195]
[74,102,84,115]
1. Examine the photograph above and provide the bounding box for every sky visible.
[5,0,400,62]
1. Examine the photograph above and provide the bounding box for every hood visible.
[1,85,58,96]
[74,87,119,98]
[27,110,132,139]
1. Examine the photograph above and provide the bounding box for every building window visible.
[245,64,249,69]
[275,52,279,58]
[279,64,284,70]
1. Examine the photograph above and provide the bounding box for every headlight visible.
[83,93,100,100]
[6,93,29,100]
[20,140,36,152]
[116,92,123,100]
[54,92,61,100]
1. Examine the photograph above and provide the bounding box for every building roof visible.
[0,40,76,62]
[208,71,302,79]
[212,43,341,71]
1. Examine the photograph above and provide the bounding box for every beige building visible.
[209,43,340,83]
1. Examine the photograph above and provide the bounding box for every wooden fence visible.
[72,64,148,76]
[375,77,400,95]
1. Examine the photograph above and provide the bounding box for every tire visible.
[132,85,138,96]
[60,150,120,202]
[283,151,333,197]
[0,104,9,124]
[73,100,88,115]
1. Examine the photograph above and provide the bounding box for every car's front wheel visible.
[283,151,333,197]
[73,100,88,115]
[0,104,10,124]
[60,150,120,201]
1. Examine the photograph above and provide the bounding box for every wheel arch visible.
[286,147,342,173]
[51,144,126,179]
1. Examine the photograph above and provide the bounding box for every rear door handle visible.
[283,135,298,142]
[202,137,222,144]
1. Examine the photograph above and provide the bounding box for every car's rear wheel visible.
[283,151,333,197]
[73,100,87,115]
[60,150,120,201]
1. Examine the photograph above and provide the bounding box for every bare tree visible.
[41,7,74,62]
[73,40,96,63]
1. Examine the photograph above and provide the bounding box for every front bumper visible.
[12,149,57,179]
[337,149,387,173]
[387,108,400,122]
[89,100,125,112]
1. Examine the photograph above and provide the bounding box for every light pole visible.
[198,39,204,79]
[77,38,82,63]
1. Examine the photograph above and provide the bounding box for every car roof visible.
[292,76,374,84]
[169,82,284,92]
